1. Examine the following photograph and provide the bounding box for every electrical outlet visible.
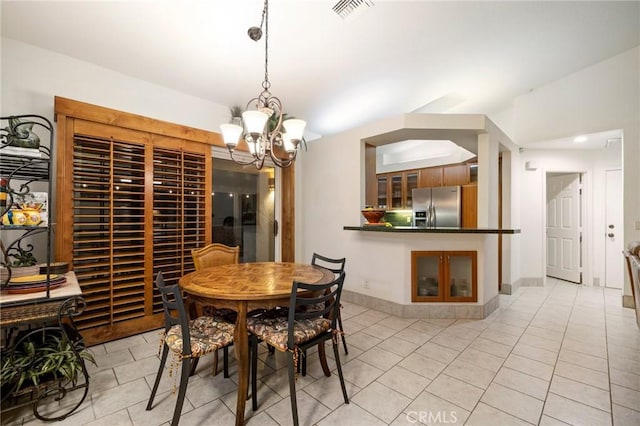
[593,277,600,287]
[636,221,640,230]
[364,280,370,289]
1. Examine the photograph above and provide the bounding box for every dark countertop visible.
[344,226,520,234]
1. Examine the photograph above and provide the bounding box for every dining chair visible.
[146,272,235,426]
[191,243,239,270]
[311,253,348,354]
[191,243,239,375]
[247,271,349,426]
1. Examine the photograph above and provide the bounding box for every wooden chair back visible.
[191,243,239,270]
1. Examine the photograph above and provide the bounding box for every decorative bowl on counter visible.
[361,208,386,224]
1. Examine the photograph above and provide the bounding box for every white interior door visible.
[547,173,582,283]
[605,169,623,288]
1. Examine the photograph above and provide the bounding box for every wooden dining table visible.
[178,261,335,426]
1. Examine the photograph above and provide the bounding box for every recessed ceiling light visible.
[573,136,587,143]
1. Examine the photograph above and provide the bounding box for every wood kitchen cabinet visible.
[461,184,478,228]
[443,164,470,186]
[377,170,419,209]
[412,250,477,302]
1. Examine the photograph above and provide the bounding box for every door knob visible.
[608,233,614,238]
[608,224,615,229]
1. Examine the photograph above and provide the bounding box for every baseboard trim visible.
[341,290,500,319]
[622,294,636,309]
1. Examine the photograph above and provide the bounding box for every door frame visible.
[543,170,589,285]
[604,167,623,288]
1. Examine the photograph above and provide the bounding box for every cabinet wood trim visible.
[412,250,477,303]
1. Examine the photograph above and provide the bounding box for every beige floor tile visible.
[512,342,558,365]
[403,391,470,425]
[393,328,435,346]
[553,360,610,391]
[611,383,640,412]
[481,382,543,424]
[408,320,445,335]
[478,328,520,347]
[317,403,387,426]
[114,355,162,384]
[538,414,572,425]
[609,352,640,374]
[178,399,236,426]
[543,393,612,426]
[426,374,483,411]
[549,375,611,412]
[377,366,431,399]
[91,378,151,419]
[429,334,472,352]
[457,347,505,372]
[266,390,331,426]
[129,389,194,425]
[361,323,399,340]
[415,341,460,364]
[503,353,554,381]
[443,359,496,389]
[492,366,549,400]
[518,332,562,353]
[561,338,608,359]
[346,331,384,351]
[358,347,403,371]
[486,321,526,337]
[341,358,384,388]
[398,352,447,380]
[465,402,532,426]
[352,381,412,423]
[467,337,513,358]
[558,348,608,372]
[377,336,419,357]
[299,372,354,406]
[609,367,640,392]
[84,410,132,426]
[612,403,640,426]
[381,316,417,332]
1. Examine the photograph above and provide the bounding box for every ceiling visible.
[2,1,639,147]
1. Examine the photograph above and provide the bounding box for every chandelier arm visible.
[227,147,259,167]
[268,149,295,168]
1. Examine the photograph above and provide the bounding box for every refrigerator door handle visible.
[431,203,436,227]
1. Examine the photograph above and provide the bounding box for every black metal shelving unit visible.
[1,114,90,421]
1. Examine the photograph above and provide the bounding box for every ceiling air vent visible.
[333,0,374,20]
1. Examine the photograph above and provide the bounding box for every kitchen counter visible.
[344,226,520,234]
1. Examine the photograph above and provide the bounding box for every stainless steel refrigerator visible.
[412,186,461,228]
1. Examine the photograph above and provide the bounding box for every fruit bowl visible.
[361,208,386,224]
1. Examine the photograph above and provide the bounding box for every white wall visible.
[1,37,231,262]
[518,147,621,285]
[1,38,229,135]
[491,46,638,296]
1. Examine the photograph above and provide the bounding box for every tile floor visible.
[2,278,639,425]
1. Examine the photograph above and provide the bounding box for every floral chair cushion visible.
[164,316,235,359]
[247,316,331,352]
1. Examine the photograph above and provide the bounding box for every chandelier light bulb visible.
[282,118,306,142]
[220,123,243,149]
[242,110,269,135]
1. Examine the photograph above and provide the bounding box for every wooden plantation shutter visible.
[55,99,214,345]
[151,146,207,311]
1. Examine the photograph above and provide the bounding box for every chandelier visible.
[220,0,306,170]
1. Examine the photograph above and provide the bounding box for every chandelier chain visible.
[262,0,270,92]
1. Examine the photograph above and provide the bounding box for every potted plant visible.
[1,329,96,409]
[5,247,40,279]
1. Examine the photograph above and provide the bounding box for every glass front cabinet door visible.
[377,175,388,208]
[412,251,477,302]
